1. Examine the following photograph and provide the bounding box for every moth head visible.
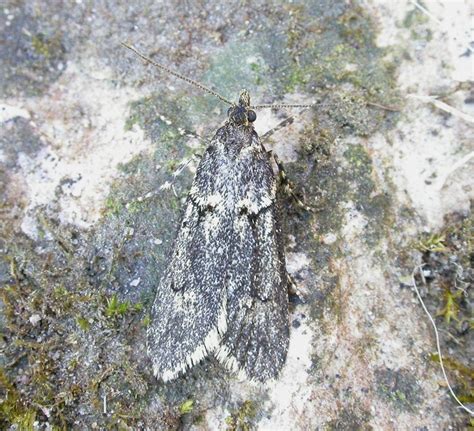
[227,89,257,126]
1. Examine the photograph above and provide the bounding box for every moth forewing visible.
[146,92,290,382]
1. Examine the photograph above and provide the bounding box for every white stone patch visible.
[29,314,42,326]
[0,103,31,122]
[364,0,474,228]
[10,59,152,237]
[286,251,311,275]
[341,201,369,241]
[259,316,314,430]
[129,277,141,287]
[321,232,338,245]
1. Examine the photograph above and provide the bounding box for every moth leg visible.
[260,116,295,142]
[287,273,306,305]
[182,129,210,147]
[156,128,211,192]
[273,154,313,212]
[124,152,203,209]
[260,105,313,143]
[287,273,298,296]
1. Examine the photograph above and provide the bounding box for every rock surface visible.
[0,0,472,429]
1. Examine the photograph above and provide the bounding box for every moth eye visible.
[247,110,257,122]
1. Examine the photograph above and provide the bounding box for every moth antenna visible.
[121,42,234,106]
[251,102,316,109]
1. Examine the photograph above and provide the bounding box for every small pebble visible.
[29,314,41,326]
[130,277,141,287]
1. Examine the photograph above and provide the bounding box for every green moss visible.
[179,399,194,415]
[0,245,149,427]
[126,200,145,215]
[76,316,90,331]
[133,302,143,312]
[416,232,446,252]
[104,294,145,320]
[31,33,62,58]
[430,354,474,382]
[280,1,401,119]
[414,217,472,343]
[343,144,372,175]
[401,4,433,41]
[285,68,310,93]
[0,369,36,430]
[142,313,151,327]
[338,5,376,48]
[225,400,257,431]
[437,288,462,325]
[14,410,36,431]
[105,294,130,318]
[104,196,123,216]
[1,15,66,97]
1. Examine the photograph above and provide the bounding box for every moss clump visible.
[0,369,36,430]
[31,33,63,58]
[280,0,401,133]
[104,294,143,319]
[105,294,130,318]
[402,6,429,28]
[76,316,90,331]
[178,399,194,415]
[225,400,257,431]
[0,234,152,429]
[429,354,474,404]
[401,4,433,41]
[104,196,123,217]
[416,232,447,252]
[414,215,473,406]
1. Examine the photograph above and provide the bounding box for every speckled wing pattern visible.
[147,123,289,382]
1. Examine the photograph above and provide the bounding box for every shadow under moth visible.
[123,43,313,382]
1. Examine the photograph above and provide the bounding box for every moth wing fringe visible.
[151,292,228,382]
[214,345,279,384]
[214,345,248,381]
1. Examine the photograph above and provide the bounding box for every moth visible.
[122,43,313,382]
